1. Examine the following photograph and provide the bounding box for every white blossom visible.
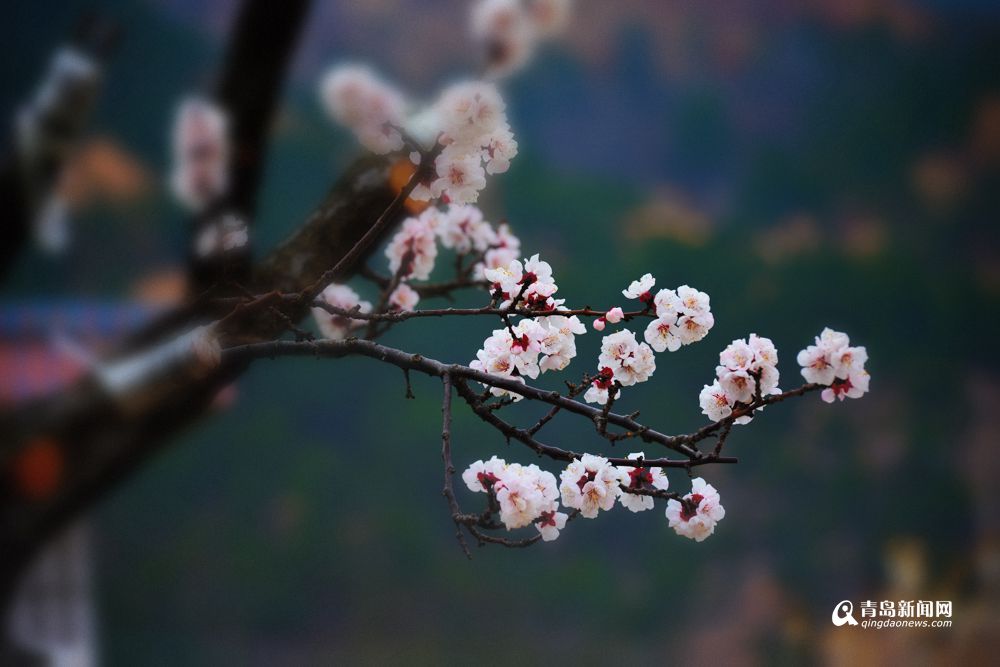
[677,284,710,314]
[622,273,655,301]
[534,509,568,541]
[644,316,682,352]
[470,0,537,76]
[169,98,229,212]
[645,285,714,350]
[822,369,870,403]
[312,284,372,340]
[388,283,419,311]
[484,257,524,299]
[437,204,497,254]
[559,454,620,518]
[319,64,407,154]
[495,468,546,529]
[598,329,655,387]
[616,452,669,513]
[385,210,439,280]
[702,334,781,423]
[431,147,487,204]
[699,380,733,422]
[665,477,726,542]
[462,458,561,532]
[436,80,506,144]
[535,314,586,373]
[797,327,870,403]
[484,124,519,174]
[462,455,509,492]
[470,0,574,77]
[653,288,681,319]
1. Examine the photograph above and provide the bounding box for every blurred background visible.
[3,0,999,664]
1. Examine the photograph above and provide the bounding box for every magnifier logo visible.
[832,600,859,627]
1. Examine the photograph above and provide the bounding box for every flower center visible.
[680,493,704,521]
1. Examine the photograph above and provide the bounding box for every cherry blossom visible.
[535,314,586,373]
[616,452,669,513]
[485,254,557,307]
[319,68,517,205]
[319,64,407,154]
[665,477,726,542]
[583,366,614,405]
[643,316,682,352]
[597,330,655,387]
[470,0,574,78]
[495,467,548,529]
[484,124,519,175]
[534,509,569,541]
[461,458,561,532]
[622,273,655,303]
[700,334,782,424]
[388,283,419,311]
[699,380,733,422]
[169,98,229,212]
[437,204,497,254]
[483,258,524,299]
[431,147,488,204]
[385,209,439,280]
[436,80,506,144]
[642,284,714,351]
[797,328,870,403]
[462,455,509,493]
[311,284,372,340]
[559,454,620,518]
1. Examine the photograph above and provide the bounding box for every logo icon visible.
[832,600,859,627]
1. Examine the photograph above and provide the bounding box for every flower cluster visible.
[311,284,372,340]
[381,203,522,286]
[320,67,517,204]
[415,81,517,204]
[314,203,523,336]
[484,254,561,310]
[583,330,656,405]
[558,454,621,518]
[385,208,439,280]
[699,334,780,424]
[797,328,870,403]
[471,0,573,77]
[616,453,670,513]
[585,276,713,404]
[437,204,497,254]
[169,98,229,212]
[462,453,722,543]
[320,64,407,154]
[470,311,586,399]
[644,282,715,353]
[462,456,567,540]
[665,477,726,542]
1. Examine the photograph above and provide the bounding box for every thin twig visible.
[440,374,471,558]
